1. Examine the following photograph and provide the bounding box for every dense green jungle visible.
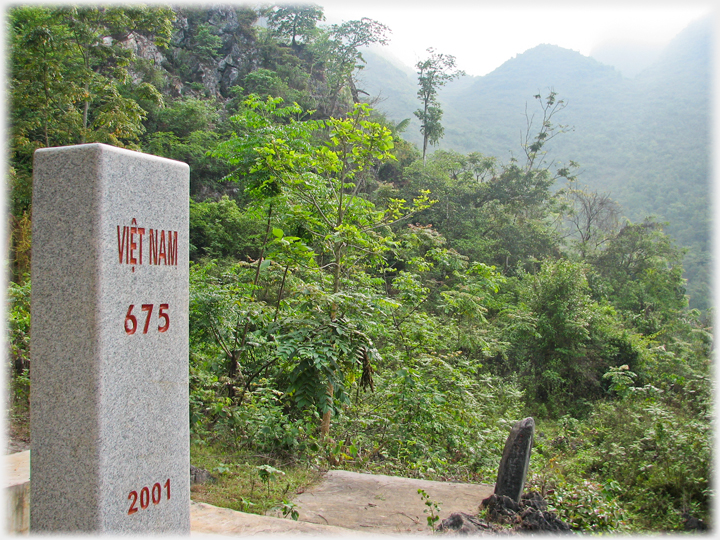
[7,5,713,533]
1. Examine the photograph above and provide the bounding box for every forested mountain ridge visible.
[359,15,712,309]
[7,6,711,533]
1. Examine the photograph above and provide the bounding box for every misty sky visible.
[321,1,713,77]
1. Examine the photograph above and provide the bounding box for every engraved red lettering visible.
[124,305,137,335]
[128,479,170,516]
[141,304,153,334]
[129,218,138,265]
[167,231,177,266]
[125,304,169,335]
[158,304,169,333]
[138,227,145,265]
[126,226,131,264]
[128,491,139,515]
[158,230,166,265]
[149,229,158,265]
[140,486,150,509]
[117,225,127,264]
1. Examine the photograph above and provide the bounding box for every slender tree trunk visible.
[274,264,291,322]
[332,252,342,299]
[320,382,333,437]
[421,99,429,164]
[233,204,273,399]
[322,251,342,438]
[328,88,339,118]
[348,77,366,104]
[226,350,239,399]
[41,66,50,147]
[83,96,89,140]
[80,39,93,143]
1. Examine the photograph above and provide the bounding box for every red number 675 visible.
[124,304,169,334]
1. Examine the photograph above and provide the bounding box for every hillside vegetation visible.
[7,5,711,533]
[360,16,712,311]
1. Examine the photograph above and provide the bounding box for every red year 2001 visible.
[124,303,169,334]
[128,479,170,515]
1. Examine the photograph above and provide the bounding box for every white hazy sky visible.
[320,0,714,76]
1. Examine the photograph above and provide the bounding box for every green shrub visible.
[529,374,711,532]
[7,278,31,413]
[199,383,319,456]
[339,353,524,482]
[546,480,628,532]
[583,387,711,530]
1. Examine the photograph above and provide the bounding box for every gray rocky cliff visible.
[124,5,259,99]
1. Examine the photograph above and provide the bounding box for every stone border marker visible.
[494,417,535,502]
[30,143,190,533]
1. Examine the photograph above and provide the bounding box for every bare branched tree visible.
[565,184,620,258]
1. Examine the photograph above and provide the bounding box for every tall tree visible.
[521,91,571,172]
[312,17,390,116]
[264,4,324,48]
[414,48,463,164]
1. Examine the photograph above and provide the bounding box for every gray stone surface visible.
[191,501,375,536]
[494,417,535,502]
[30,144,190,533]
[271,469,494,534]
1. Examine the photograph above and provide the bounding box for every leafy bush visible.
[546,480,628,532]
[529,371,711,532]
[7,278,31,371]
[582,386,711,530]
[189,197,265,261]
[338,352,524,482]
[7,278,31,413]
[499,259,638,417]
[195,381,319,456]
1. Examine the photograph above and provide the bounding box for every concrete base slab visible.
[270,470,494,535]
[5,450,31,535]
[191,501,373,536]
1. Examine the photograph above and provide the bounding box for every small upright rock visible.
[438,512,496,534]
[190,465,215,485]
[494,417,535,502]
[682,512,708,531]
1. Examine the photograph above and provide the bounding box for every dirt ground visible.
[192,470,494,536]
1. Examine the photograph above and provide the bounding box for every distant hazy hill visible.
[358,16,711,309]
[590,40,664,78]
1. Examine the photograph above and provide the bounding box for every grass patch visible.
[190,441,324,516]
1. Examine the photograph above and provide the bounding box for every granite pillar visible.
[30,143,190,533]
